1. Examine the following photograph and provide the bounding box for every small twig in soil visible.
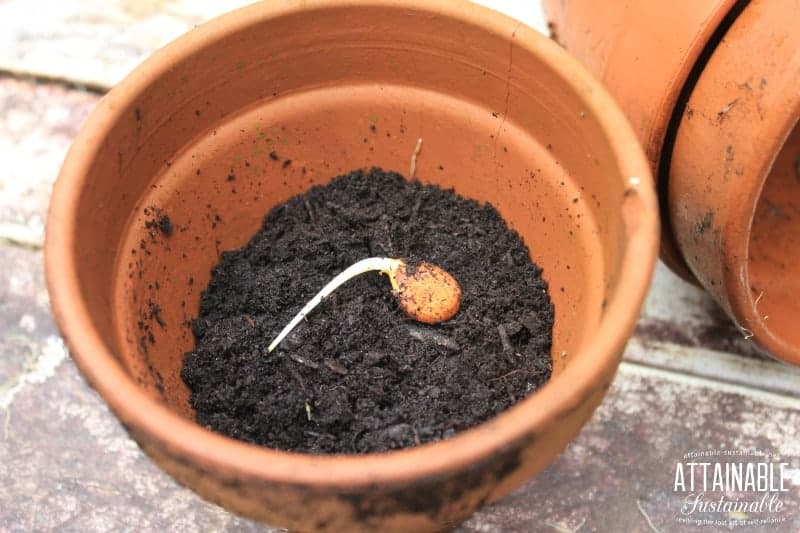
[303,198,317,227]
[324,358,349,376]
[409,137,423,179]
[289,354,319,370]
[409,196,423,224]
[498,324,513,352]
[329,293,339,316]
[505,382,516,404]
[324,200,345,213]
[407,325,460,351]
[489,369,540,382]
[351,428,366,452]
[381,217,396,256]
[304,430,335,440]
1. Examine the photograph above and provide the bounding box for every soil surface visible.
[182,168,554,453]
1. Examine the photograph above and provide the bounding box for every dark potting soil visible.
[182,168,554,454]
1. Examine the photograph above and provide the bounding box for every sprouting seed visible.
[267,257,461,352]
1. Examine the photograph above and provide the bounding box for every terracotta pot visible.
[545,0,800,365]
[669,0,800,365]
[45,1,658,531]
[544,0,738,281]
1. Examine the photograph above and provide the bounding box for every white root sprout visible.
[268,257,402,352]
[267,256,461,352]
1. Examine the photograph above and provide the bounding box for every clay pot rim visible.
[736,113,800,364]
[711,68,800,363]
[654,0,739,282]
[719,0,800,363]
[46,0,658,488]
[669,0,800,365]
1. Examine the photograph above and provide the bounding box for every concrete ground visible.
[0,2,797,531]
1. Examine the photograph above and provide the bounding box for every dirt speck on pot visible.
[182,168,554,453]
[143,207,174,238]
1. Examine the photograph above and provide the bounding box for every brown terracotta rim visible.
[667,0,800,365]
[656,0,751,283]
[737,116,800,363]
[722,0,800,364]
[46,0,659,488]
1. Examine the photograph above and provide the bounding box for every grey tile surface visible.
[0,2,798,532]
[0,245,274,532]
[0,76,99,247]
[0,0,546,90]
[461,365,800,532]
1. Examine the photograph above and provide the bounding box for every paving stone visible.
[0,244,271,532]
[0,77,99,246]
[0,1,546,90]
[1,360,274,532]
[636,262,771,361]
[0,246,58,404]
[625,263,800,397]
[0,0,258,89]
[460,364,800,533]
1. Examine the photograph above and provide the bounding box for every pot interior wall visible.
[69,5,631,418]
[748,121,800,353]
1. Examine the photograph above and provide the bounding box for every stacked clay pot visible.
[545,0,800,365]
